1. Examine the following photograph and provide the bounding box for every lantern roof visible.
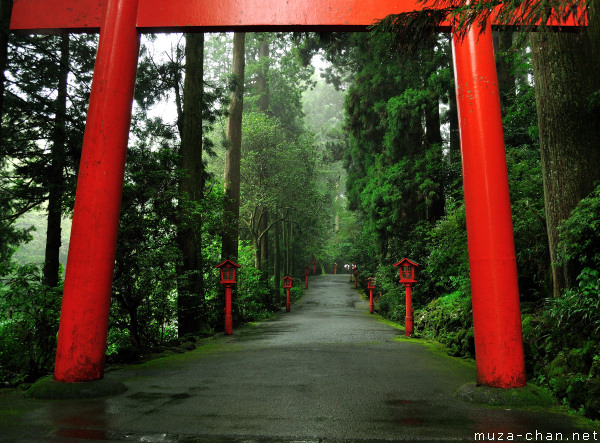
[282,275,293,282]
[215,258,241,269]
[393,258,419,268]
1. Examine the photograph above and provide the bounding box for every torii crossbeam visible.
[7,0,499,31]
[8,0,580,388]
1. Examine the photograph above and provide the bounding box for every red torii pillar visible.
[8,0,539,388]
[452,24,526,388]
[53,0,141,382]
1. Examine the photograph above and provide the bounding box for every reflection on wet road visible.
[0,275,586,442]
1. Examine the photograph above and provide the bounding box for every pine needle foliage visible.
[370,0,587,54]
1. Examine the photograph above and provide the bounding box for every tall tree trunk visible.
[447,36,460,163]
[273,218,280,303]
[424,41,444,222]
[254,222,261,268]
[493,31,515,113]
[259,210,268,271]
[283,216,289,275]
[256,33,270,300]
[531,11,600,297]
[0,0,13,136]
[222,32,246,262]
[256,34,269,112]
[177,33,206,336]
[289,215,294,275]
[43,34,69,288]
[448,84,460,161]
[425,96,444,222]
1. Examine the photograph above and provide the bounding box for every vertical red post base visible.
[404,285,413,337]
[225,285,233,335]
[452,23,526,388]
[53,0,140,383]
[369,289,374,314]
[286,288,291,312]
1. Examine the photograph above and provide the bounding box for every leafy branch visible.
[370,0,587,54]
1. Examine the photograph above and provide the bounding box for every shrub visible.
[422,203,469,301]
[234,241,271,322]
[415,290,474,358]
[375,263,405,323]
[557,184,600,273]
[0,264,61,385]
[525,267,600,419]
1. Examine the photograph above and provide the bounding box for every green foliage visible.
[0,264,61,385]
[370,0,586,51]
[0,33,94,382]
[557,183,600,273]
[519,185,600,419]
[415,290,474,357]
[341,32,454,264]
[375,263,405,323]
[244,33,315,136]
[524,267,600,418]
[234,241,271,321]
[3,34,95,218]
[539,269,600,351]
[110,133,182,349]
[501,65,549,299]
[421,203,469,300]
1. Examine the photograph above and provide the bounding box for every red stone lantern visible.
[393,258,419,337]
[352,266,359,289]
[304,266,310,289]
[366,276,375,314]
[215,259,240,335]
[312,258,317,274]
[283,275,293,312]
[333,262,337,275]
[396,257,418,284]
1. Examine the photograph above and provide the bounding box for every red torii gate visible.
[8,0,571,388]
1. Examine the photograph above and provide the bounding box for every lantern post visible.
[334,263,337,275]
[312,258,317,275]
[304,266,310,289]
[216,259,240,335]
[353,267,359,289]
[393,258,419,337]
[367,277,375,314]
[283,276,294,312]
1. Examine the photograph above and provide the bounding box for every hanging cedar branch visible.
[369,0,587,53]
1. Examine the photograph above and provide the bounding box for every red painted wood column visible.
[404,284,414,337]
[224,285,233,335]
[54,0,140,382]
[452,23,526,388]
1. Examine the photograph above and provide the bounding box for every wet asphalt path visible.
[0,275,589,442]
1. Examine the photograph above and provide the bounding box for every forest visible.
[1,0,600,422]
